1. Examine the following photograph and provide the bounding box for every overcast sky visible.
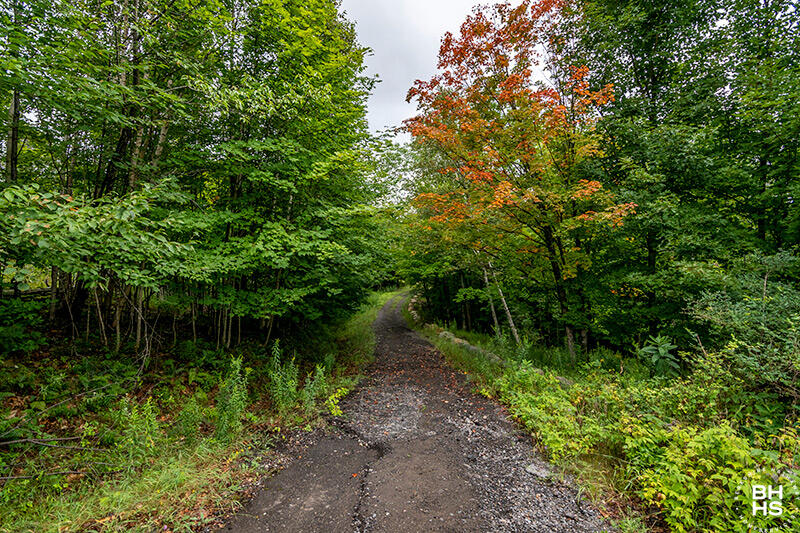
[339,0,477,138]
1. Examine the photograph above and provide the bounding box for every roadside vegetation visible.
[409,307,799,532]
[0,290,399,532]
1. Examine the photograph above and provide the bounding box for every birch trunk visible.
[488,262,520,345]
[6,88,19,183]
[481,267,500,334]
[48,267,59,323]
[565,326,576,365]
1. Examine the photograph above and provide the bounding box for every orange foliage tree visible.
[405,0,636,358]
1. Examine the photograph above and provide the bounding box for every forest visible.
[1,0,798,531]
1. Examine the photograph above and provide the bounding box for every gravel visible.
[223,295,614,532]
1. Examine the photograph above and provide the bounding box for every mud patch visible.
[224,435,378,532]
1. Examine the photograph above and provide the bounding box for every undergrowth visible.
[0,289,402,532]
[409,302,800,533]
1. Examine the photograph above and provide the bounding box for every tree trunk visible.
[5,2,19,183]
[64,134,75,194]
[94,288,108,346]
[64,287,78,340]
[114,291,122,353]
[265,315,275,347]
[71,281,90,324]
[459,274,467,330]
[191,301,197,343]
[5,88,19,183]
[565,325,576,364]
[48,267,59,323]
[226,311,233,348]
[221,308,227,348]
[152,80,172,164]
[215,308,222,349]
[85,299,91,342]
[134,287,143,351]
[96,127,132,197]
[489,262,520,345]
[127,125,144,190]
[481,266,500,334]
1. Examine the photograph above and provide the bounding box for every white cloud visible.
[339,0,477,138]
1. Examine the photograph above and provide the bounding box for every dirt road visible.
[223,296,610,532]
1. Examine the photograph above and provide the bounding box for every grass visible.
[0,289,402,533]
[30,442,256,532]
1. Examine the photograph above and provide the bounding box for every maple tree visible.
[406,0,635,358]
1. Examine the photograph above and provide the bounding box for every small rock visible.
[525,463,550,478]
[556,376,574,390]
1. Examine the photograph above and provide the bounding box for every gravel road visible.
[223,295,612,532]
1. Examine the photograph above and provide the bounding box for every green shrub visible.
[441,334,800,532]
[117,397,160,464]
[215,357,249,442]
[638,335,680,377]
[174,395,204,445]
[325,387,349,417]
[496,363,593,460]
[0,299,45,355]
[267,340,299,414]
[301,364,327,414]
[690,254,800,398]
[625,420,799,532]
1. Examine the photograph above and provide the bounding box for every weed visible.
[174,395,204,445]
[323,353,336,372]
[215,357,249,442]
[117,397,160,464]
[616,515,648,533]
[638,335,679,377]
[267,340,299,414]
[325,387,349,417]
[301,364,327,414]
